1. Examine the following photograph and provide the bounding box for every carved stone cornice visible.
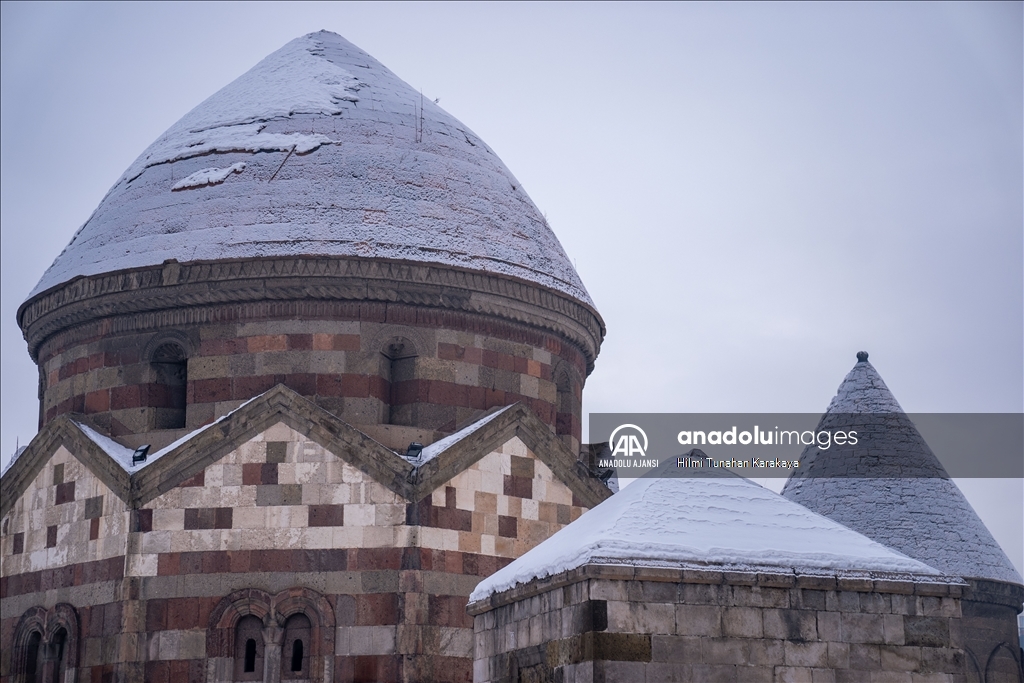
[19,256,604,372]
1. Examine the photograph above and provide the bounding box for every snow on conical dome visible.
[471,468,943,601]
[781,353,1023,585]
[27,31,593,307]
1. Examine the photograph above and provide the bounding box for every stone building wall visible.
[35,303,586,445]
[24,258,599,452]
[469,564,969,683]
[2,411,596,683]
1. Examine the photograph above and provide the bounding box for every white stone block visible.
[263,421,292,442]
[152,508,184,532]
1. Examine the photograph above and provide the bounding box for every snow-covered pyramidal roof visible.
[781,353,1023,586]
[27,31,593,307]
[471,469,942,602]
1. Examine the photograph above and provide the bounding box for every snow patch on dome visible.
[172,162,247,190]
[124,35,358,182]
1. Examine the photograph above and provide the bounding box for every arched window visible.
[281,613,311,679]
[151,342,188,429]
[49,628,67,683]
[382,339,417,426]
[234,616,264,681]
[25,631,42,683]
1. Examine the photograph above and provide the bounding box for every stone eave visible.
[1,385,612,516]
[465,562,967,616]
[18,255,605,374]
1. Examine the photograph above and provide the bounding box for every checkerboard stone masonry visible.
[1,414,593,682]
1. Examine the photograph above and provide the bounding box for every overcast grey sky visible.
[2,2,1021,571]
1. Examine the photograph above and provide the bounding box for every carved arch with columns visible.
[207,587,335,683]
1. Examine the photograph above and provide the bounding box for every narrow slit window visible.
[151,342,187,429]
[290,640,303,672]
[244,638,257,673]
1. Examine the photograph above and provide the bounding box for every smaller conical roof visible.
[782,353,1022,586]
[471,469,941,601]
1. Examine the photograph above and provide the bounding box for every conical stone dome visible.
[27,31,592,307]
[781,354,1022,586]
[18,32,602,445]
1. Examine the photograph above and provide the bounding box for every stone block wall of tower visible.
[32,297,588,452]
[24,259,596,454]
[0,421,591,683]
[469,565,971,683]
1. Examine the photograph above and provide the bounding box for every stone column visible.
[263,623,284,683]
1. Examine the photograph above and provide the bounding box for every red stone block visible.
[316,374,343,397]
[485,389,506,409]
[192,377,231,403]
[341,373,371,398]
[227,550,252,573]
[431,380,469,407]
[514,356,528,374]
[259,464,278,486]
[284,373,316,395]
[308,505,345,527]
[46,525,57,548]
[443,551,463,575]
[461,552,479,576]
[351,547,402,571]
[503,475,533,500]
[242,463,263,486]
[83,389,109,417]
[179,552,203,575]
[167,659,190,682]
[355,593,399,625]
[55,481,75,505]
[201,551,230,575]
[479,554,499,578]
[233,374,276,400]
[88,353,104,370]
[498,515,518,538]
[214,507,233,529]
[110,385,142,410]
[368,374,389,401]
[467,386,487,410]
[90,518,100,540]
[333,333,360,351]
[146,599,167,631]
[158,553,180,576]
[144,661,170,683]
[247,334,288,352]
[287,334,313,350]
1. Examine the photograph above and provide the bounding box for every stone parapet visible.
[470,563,970,683]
